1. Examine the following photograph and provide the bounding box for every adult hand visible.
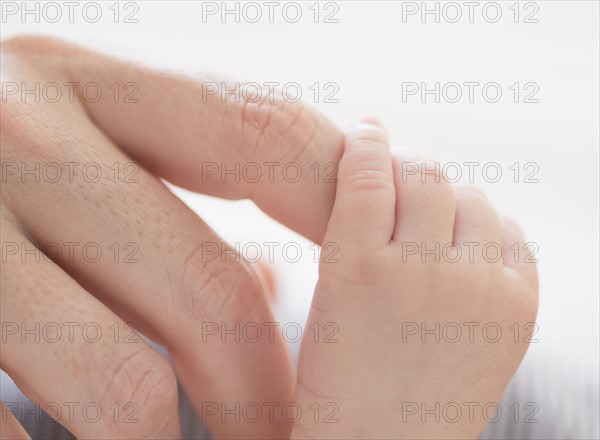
[0,35,343,439]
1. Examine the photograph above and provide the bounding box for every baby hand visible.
[292,118,538,439]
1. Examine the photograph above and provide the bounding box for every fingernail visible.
[357,116,383,127]
[349,116,387,136]
[350,116,383,128]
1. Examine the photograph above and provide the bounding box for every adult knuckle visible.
[171,240,264,327]
[243,92,300,141]
[104,349,178,438]
[225,88,319,164]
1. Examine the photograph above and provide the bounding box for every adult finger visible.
[1,35,344,244]
[0,401,31,440]
[0,97,294,439]
[0,223,181,439]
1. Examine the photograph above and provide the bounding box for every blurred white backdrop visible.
[2,0,599,434]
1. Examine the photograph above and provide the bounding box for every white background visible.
[2,0,599,435]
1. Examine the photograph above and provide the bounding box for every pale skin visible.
[0,36,537,439]
[291,119,538,439]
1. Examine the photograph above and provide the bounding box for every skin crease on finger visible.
[0,37,538,440]
[1,33,352,437]
[0,47,298,440]
[0,35,345,244]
